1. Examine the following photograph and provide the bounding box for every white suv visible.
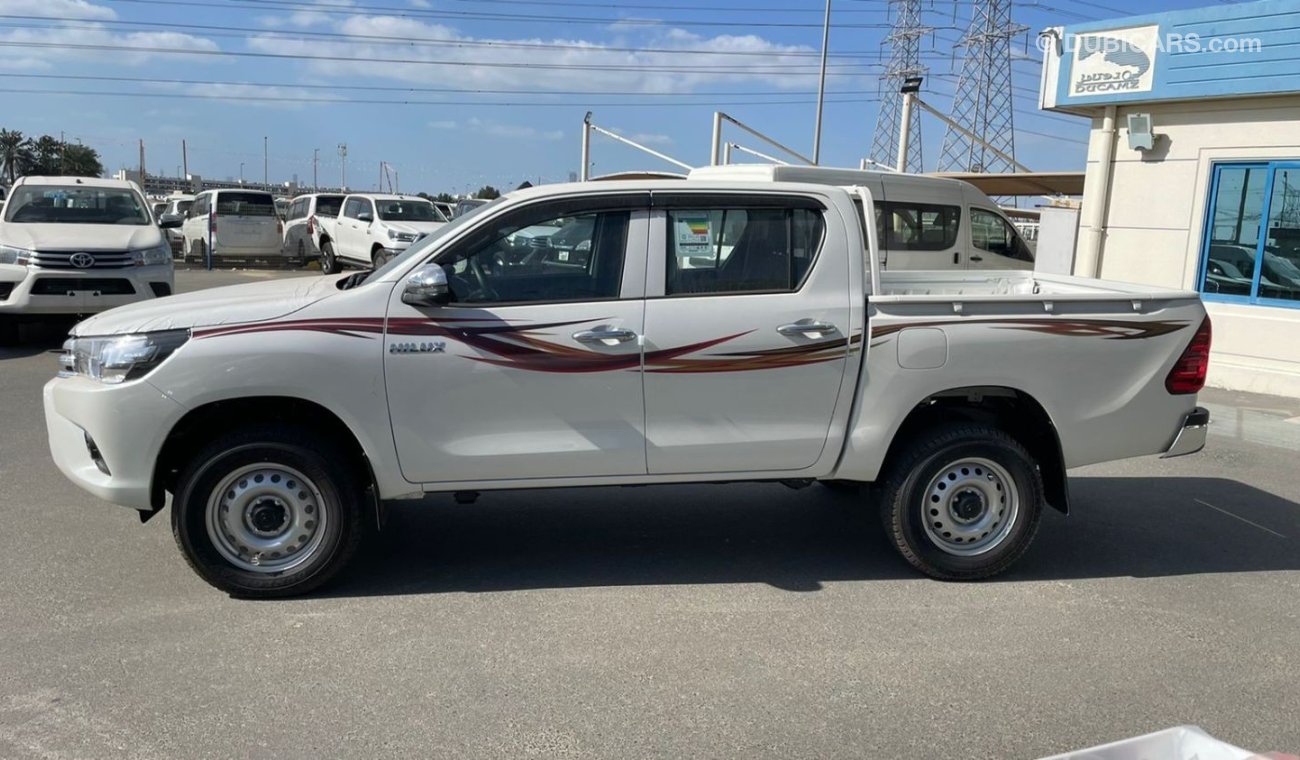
[0,176,174,344]
[179,189,282,265]
[324,194,447,269]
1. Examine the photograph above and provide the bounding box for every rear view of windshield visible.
[377,200,443,222]
[316,195,345,216]
[4,185,149,225]
[216,192,276,217]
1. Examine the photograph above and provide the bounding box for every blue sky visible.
[0,0,1225,194]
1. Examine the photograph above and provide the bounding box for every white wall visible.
[1078,94,1300,398]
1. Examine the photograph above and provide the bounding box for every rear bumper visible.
[1162,406,1210,458]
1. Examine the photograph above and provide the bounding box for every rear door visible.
[641,191,854,474]
[214,191,279,253]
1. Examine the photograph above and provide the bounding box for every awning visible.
[929,171,1085,196]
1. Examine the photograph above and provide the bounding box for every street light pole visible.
[263,135,268,188]
[812,0,832,165]
[313,148,319,191]
[239,162,244,184]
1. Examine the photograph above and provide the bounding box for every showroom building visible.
[1039,0,1300,397]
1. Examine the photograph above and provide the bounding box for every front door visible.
[642,193,854,474]
[967,207,1035,270]
[384,195,650,483]
[338,197,370,262]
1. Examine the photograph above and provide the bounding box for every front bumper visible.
[44,376,187,510]
[0,264,174,316]
[1162,406,1210,458]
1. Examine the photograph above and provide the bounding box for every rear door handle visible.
[777,320,838,337]
[573,327,638,345]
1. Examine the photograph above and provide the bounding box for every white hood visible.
[0,222,165,251]
[386,221,446,237]
[73,275,346,336]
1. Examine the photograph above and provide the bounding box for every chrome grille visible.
[31,251,135,270]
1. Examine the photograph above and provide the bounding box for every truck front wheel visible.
[171,426,365,598]
[879,424,1042,580]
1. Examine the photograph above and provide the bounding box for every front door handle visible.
[969,255,984,262]
[573,327,638,345]
[777,320,838,337]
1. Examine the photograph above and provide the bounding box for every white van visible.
[180,189,282,264]
[688,165,1035,271]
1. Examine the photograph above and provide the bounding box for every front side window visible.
[876,201,961,251]
[342,198,365,220]
[665,207,824,296]
[1201,162,1300,306]
[435,208,630,305]
[4,185,149,225]
[215,192,275,217]
[970,208,1034,262]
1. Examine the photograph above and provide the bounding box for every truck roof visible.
[687,163,971,191]
[14,176,140,190]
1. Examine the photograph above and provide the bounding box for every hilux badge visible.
[389,341,446,354]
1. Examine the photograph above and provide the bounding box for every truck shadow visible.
[324,476,1298,597]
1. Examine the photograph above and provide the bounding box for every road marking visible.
[1193,498,1287,539]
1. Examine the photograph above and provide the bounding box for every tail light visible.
[277,218,283,236]
[209,209,217,235]
[1166,316,1212,394]
[308,215,316,235]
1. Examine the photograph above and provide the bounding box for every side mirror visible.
[159,215,183,229]
[401,264,450,306]
[357,212,374,223]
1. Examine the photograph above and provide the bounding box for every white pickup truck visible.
[319,193,448,270]
[44,170,1211,597]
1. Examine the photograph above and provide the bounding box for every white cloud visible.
[244,14,824,93]
[428,120,458,129]
[466,117,562,141]
[3,0,116,20]
[0,14,219,71]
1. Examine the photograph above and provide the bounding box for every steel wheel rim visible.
[921,457,1019,556]
[205,463,328,574]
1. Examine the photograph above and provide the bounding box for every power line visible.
[0,40,885,73]
[110,0,893,29]
[0,15,883,60]
[241,0,889,13]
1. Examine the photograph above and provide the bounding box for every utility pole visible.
[138,139,147,180]
[263,136,268,188]
[313,148,319,191]
[240,163,245,184]
[181,139,188,179]
[60,131,66,174]
[338,143,347,190]
[812,0,832,165]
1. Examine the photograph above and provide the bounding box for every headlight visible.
[0,244,33,266]
[386,228,418,243]
[58,329,189,384]
[131,243,173,267]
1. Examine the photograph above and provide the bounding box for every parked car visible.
[319,193,447,270]
[44,169,1211,597]
[0,175,174,344]
[157,194,195,257]
[151,200,168,221]
[453,197,489,219]
[274,197,291,220]
[179,189,282,265]
[281,193,346,271]
[433,200,455,220]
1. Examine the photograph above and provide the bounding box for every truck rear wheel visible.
[878,424,1042,580]
[320,240,340,274]
[171,426,365,598]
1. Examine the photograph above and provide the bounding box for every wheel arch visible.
[150,396,381,525]
[880,385,1070,514]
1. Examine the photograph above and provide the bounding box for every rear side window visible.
[289,199,307,220]
[216,192,275,217]
[315,195,345,216]
[665,207,824,296]
[876,201,961,251]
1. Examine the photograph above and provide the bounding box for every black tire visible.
[371,249,389,269]
[320,240,340,274]
[171,426,366,598]
[292,240,308,268]
[878,424,1042,581]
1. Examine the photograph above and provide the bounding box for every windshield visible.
[377,200,445,223]
[4,185,150,225]
[355,196,508,287]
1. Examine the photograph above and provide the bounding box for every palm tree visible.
[0,129,33,184]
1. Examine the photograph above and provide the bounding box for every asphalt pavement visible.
[1,269,1297,759]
